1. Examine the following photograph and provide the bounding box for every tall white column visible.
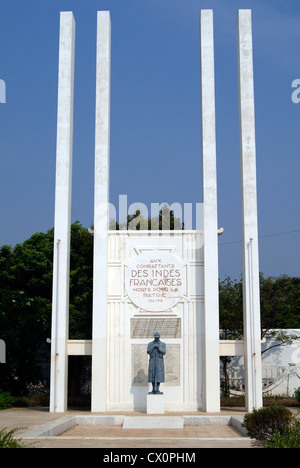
[50,12,75,413]
[200,10,220,413]
[237,9,263,411]
[91,11,111,412]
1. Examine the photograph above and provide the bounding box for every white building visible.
[223,330,300,397]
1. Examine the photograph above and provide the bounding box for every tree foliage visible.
[0,230,54,394]
[219,277,243,339]
[0,222,93,395]
[110,204,184,230]
[259,274,300,335]
[219,273,300,339]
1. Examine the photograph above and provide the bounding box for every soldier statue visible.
[147,332,166,394]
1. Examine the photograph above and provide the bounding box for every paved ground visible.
[0,407,255,448]
[0,407,62,433]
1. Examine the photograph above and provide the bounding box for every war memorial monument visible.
[49,9,263,415]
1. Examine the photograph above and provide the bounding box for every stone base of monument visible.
[122,416,184,429]
[147,393,165,414]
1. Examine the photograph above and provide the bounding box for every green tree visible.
[219,276,243,395]
[0,231,54,394]
[219,276,243,340]
[0,222,94,396]
[260,274,300,334]
[69,222,93,340]
[219,274,300,339]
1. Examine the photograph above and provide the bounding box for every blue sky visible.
[0,0,299,280]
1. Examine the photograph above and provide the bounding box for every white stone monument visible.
[91,10,111,414]
[200,9,220,413]
[50,11,75,413]
[237,10,263,410]
[50,9,263,414]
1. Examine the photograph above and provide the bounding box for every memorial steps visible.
[20,413,253,448]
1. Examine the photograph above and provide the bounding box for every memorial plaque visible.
[132,344,180,386]
[165,344,180,386]
[125,250,186,312]
[131,318,181,339]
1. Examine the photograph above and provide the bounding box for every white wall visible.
[223,330,300,396]
[105,230,209,411]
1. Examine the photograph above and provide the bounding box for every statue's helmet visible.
[154,332,160,339]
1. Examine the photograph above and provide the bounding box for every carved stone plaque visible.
[165,344,180,386]
[131,344,180,386]
[131,318,181,339]
[125,250,186,312]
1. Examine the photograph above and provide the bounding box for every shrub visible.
[242,405,293,445]
[263,418,300,448]
[0,391,15,410]
[295,387,300,404]
[0,427,28,448]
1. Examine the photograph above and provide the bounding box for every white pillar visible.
[200,10,220,413]
[237,9,263,411]
[91,11,111,412]
[50,12,75,413]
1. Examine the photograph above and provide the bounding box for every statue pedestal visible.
[147,393,165,414]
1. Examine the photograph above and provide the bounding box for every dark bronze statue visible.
[147,332,166,394]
